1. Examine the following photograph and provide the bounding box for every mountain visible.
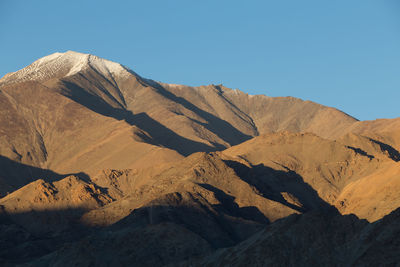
[0,51,359,193]
[0,51,399,265]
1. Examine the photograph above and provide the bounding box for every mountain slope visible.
[223,132,400,221]
[0,79,182,196]
[0,51,399,265]
[0,51,359,191]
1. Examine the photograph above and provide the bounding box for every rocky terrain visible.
[0,51,399,266]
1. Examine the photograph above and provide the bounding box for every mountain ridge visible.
[0,51,399,265]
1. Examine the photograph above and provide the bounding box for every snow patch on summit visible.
[35,52,64,65]
[65,52,90,76]
[64,51,129,78]
[0,51,133,86]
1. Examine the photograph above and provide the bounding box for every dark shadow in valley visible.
[0,207,96,264]
[0,155,90,197]
[112,191,267,249]
[0,201,263,265]
[223,160,335,213]
[59,80,216,156]
[0,200,264,265]
[197,183,269,224]
[1,194,399,266]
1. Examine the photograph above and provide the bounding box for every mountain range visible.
[0,51,399,266]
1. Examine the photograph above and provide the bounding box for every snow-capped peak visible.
[0,51,133,85]
[63,51,130,77]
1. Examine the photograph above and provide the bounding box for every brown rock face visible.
[0,51,399,265]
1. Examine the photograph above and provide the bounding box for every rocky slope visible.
[0,51,399,265]
[0,51,357,188]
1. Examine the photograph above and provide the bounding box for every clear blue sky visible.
[1,0,399,121]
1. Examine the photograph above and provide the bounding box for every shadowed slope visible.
[80,151,334,230]
[57,79,215,156]
[222,160,332,213]
[145,80,254,146]
[0,155,89,198]
[223,132,400,221]
[0,79,184,184]
[179,208,400,266]
[345,117,400,151]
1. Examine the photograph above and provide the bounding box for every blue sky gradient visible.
[1,0,399,120]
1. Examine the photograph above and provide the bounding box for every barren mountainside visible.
[0,51,399,266]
